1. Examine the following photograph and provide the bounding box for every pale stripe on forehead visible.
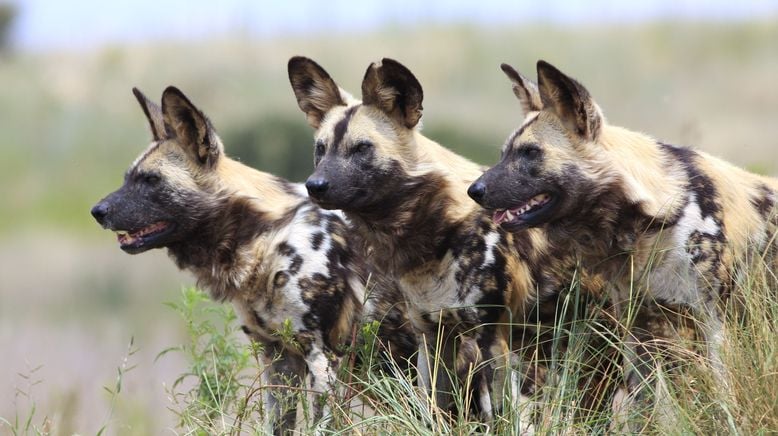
[331,104,360,151]
[521,112,540,129]
[504,113,539,150]
[128,141,162,173]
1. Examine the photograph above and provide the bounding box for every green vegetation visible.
[153,252,778,434]
[161,287,262,432]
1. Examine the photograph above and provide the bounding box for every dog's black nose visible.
[91,202,109,224]
[467,181,487,203]
[305,178,330,198]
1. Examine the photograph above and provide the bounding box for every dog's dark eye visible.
[144,174,161,185]
[315,141,326,157]
[354,140,373,154]
[519,145,541,159]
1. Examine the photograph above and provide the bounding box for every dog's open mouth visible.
[492,193,554,230]
[115,221,172,252]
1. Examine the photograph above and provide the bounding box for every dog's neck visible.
[345,167,474,275]
[345,133,486,275]
[214,158,306,221]
[167,167,304,301]
[547,172,676,282]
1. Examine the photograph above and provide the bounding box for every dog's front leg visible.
[456,335,489,420]
[485,336,535,434]
[305,343,340,434]
[263,344,306,435]
[416,330,456,411]
[416,337,432,393]
[608,283,662,431]
[698,295,730,394]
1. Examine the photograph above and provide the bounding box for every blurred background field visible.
[0,0,777,433]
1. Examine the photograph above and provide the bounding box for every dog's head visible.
[468,61,604,232]
[91,87,225,254]
[288,56,424,214]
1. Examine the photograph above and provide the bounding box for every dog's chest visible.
[401,270,483,333]
[231,260,312,344]
[400,261,461,318]
[232,207,342,344]
[399,230,503,330]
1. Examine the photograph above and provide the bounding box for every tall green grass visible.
[157,253,777,435]
[3,254,774,434]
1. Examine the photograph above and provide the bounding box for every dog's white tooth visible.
[505,210,514,220]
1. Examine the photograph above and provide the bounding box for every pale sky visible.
[10,0,778,50]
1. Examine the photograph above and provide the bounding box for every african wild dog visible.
[287,56,620,426]
[469,60,778,419]
[90,86,414,434]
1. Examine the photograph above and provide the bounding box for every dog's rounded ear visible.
[161,86,222,167]
[288,56,346,129]
[132,87,167,141]
[536,60,603,142]
[361,58,423,129]
[500,63,542,115]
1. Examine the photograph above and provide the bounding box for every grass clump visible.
[160,287,264,434]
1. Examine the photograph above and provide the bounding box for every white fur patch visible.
[290,182,309,198]
[478,380,493,420]
[645,193,721,307]
[481,232,500,268]
[274,209,334,328]
[236,204,361,336]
